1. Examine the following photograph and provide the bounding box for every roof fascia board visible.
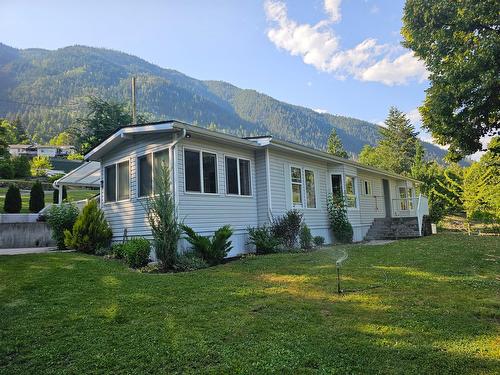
[269,141,421,183]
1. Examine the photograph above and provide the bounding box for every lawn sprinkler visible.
[334,249,348,294]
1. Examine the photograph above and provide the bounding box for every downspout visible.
[265,148,273,222]
[170,129,187,207]
[52,178,63,205]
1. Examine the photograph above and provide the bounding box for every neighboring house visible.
[8,144,37,157]
[63,121,429,256]
[8,144,76,158]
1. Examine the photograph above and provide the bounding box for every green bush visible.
[122,238,151,268]
[29,181,45,213]
[181,224,233,266]
[3,184,21,213]
[271,209,303,249]
[173,252,209,272]
[247,225,280,254]
[327,193,353,243]
[64,200,112,254]
[11,156,30,178]
[313,236,325,247]
[0,160,14,179]
[111,243,125,259]
[52,186,67,203]
[299,224,313,250]
[46,203,79,249]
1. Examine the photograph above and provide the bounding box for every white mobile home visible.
[65,121,429,256]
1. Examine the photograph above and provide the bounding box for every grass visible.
[0,187,97,213]
[0,234,499,374]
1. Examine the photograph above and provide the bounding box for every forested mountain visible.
[0,42,447,160]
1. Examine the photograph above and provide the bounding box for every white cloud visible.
[264,0,428,86]
[370,5,380,14]
[324,0,342,22]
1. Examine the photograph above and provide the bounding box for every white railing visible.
[392,197,419,217]
[416,194,429,236]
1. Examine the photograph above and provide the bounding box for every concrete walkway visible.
[0,247,59,255]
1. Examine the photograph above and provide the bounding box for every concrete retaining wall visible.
[0,222,55,248]
[0,214,39,224]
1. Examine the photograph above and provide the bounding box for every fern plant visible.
[181,224,233,266]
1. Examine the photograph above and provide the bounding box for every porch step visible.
[364,217,420,240]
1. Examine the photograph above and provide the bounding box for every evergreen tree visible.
[4,184,22,213]
[359,107,418,175]
[29,181,45,213]
[326,129,348,158]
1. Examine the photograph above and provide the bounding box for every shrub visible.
[48,173,65,183]
[143,163,181,271]
[181,224,233,266]
[0,160,14,179]
[111,243,125,259]
[46,203,79,249]
[299,224,313,250]
[11,156,30,178]
[122,238,151,268]
[52,186,67,203]
[313,236,325,247]
[173,252,209,272]
[271,209,303,249]
[327,193,353,243]
[3,184,21,213]
[247,225,281,254]
[64,200,112,254]
[29,181,45,213]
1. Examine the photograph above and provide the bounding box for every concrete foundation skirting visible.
[0,222,55,249]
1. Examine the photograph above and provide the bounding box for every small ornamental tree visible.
[327,193,353,243]
[30,155,52,177]
[3,184,22,213]
[53,186,67,203]
[29,181,45,213]
[64,199,112,253]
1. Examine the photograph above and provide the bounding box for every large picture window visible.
[225,156,251,196]
[105,160,129,202]
[138,149,169,197]
[291,167,317,208]
[345,175,358,208]
[184,149,217,194]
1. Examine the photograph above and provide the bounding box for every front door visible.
[382,179,391,217]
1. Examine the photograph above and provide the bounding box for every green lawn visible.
[0,234,499,374]
[0,187,97,213]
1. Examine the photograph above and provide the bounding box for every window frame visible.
[136,147,170,199]
[362,179,373,196]
[290,166,318,209]
[344,175,359,210]
[224,154,253,197]
[183,146,219,195]
[103,157,131,204]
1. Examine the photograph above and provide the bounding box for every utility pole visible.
[131,76,137,124]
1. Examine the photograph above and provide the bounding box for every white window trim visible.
[345,175,359,210]
[304,168,318,209]
[224,154,253,197]
[183,146,219,195]
[362,179,373,196]
[136,147,170,199]
[103,157,131,204]
[289,166,318,209]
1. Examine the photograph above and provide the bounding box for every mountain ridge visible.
[0,42,447,161]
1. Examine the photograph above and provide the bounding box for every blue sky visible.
[1,0,430,139]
